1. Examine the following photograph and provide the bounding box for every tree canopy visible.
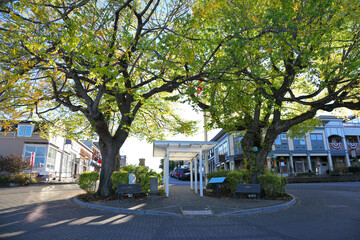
[0,0,216,196]
[182,0,360,175]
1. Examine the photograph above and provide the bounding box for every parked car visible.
[174,168,190,179]
[170,171,176,178]
[179,172,205,181]
[179,172,191,181]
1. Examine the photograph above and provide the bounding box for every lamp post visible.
[204,113,209,186]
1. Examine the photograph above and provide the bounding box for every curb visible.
[72,197,181,217]
[218,193,297,216]
[73,193,297,217]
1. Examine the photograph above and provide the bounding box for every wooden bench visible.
[117,184,145,200]
[235,184,261,200]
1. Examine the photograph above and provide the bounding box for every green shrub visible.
[78,171,99,193]
[111,165,162,194]
[205,170,245,194]
[111,169,129,193]
[206,170,228,191]
[348,166,360,174]
[258,174,287,198]
[0,175,11,183]
[296,171,316,177]
[29,178,37,184]
[225,171,245,193]
[331,167,342,175]
[138,170,162,193]
[11,173,30,185]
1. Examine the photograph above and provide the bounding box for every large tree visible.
[182,0,360,178]
[0,0,217,196]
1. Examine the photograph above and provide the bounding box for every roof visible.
[153,140,217,161]
[210,129,227,141]
[0,121,41,133]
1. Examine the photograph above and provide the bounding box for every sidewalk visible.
[74,184,296,217]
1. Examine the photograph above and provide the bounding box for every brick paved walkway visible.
[86,184,289,216]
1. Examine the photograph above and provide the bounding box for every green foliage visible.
[0,174,36,185]
[138,170,162,193]
[11,173,30,185]
[288,119,323,139]
[29,178,37,184]
[226,171,245,193]
[111,170,129,193]
[0,0,200,197]
[111,165,162,193]
[185,0,360,171]
[332,167,343,175]
[78,171,99,194]
[258,174,287,198]
[348,166,360,174]
[159,159,183,171]
[296,171,316,177]
[0,175,11,184]
[206,170,245,194]
[0,154,30,173]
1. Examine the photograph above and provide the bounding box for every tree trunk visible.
[97,136,126,197]
[241,127,278,183]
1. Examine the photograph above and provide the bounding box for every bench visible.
[117,184,145,200]
[235,184,261,200]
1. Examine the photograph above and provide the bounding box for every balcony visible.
[293,144,307,152]
[275,144,289,151]
[329,143,345,156]
[347,142,360,158]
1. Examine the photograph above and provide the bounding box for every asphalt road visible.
[0,181,359,240]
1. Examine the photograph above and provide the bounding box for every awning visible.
[153,140,217,198]
[153,140,217,161]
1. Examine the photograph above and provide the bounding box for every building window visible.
[24,145,47,168]
[47,148,57,170]
[294,137,306,145]
[234,136,243,154]
[223,142,228,156]
[311,133,323,145]
[63,154,69,176]
[276,134,288,145]
[18,125,33,137]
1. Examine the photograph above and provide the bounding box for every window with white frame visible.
[18,125,33,137]
[24,145,47,168]
[47,148,57,170]
[63,154,69,176]
[223,142,228,156]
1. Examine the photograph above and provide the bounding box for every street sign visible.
[209,177,226,184]
[30,152,35,166]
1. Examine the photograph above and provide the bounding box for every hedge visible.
[78,171,99,193]
[258,174,287,198]
[111,165,162,194]
[206,170,246,194]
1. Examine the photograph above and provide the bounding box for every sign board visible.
[30,152,35,166]
[209,177,226,184]
[139,158,145,166]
